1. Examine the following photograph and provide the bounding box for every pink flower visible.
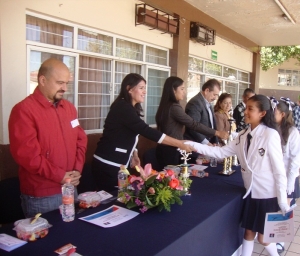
[169,178,180,189]
[136,163,153,180]
[135,198,142,206]
[147,187,155,194]
[166,169,174,176]
[176,185,183,191]
[129,175,144,190]
[140,205,148,213]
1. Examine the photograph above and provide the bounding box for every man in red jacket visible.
[9,58,87,218]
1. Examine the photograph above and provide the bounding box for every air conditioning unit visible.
[190,22,216,45]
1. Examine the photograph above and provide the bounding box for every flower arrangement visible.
[118,163,192,213]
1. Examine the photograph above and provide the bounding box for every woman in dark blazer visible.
[155,76,229,169]
[92,73,195,192]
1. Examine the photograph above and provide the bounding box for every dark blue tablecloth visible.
[0,165,245,256]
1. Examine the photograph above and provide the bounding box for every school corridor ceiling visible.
[184,0,300,46]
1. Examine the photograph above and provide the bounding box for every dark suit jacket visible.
[184,92,218,144]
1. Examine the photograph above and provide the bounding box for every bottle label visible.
[118,179,127,189]
[62,196,74,204]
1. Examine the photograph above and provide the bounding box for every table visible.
[0,165,245,256]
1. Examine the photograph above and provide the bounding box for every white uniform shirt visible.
[186,124,288,205]
[282,126,300,188]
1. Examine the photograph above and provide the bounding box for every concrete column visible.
[169,20,190,106]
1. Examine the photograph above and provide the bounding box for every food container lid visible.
[164,165,181,175]
[78,191,101,203]
[13,217,52,233]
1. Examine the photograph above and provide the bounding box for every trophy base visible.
[218,169,236,176]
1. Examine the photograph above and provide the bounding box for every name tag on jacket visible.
[71,119,79,128]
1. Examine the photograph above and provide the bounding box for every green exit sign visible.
[211,50,217,61]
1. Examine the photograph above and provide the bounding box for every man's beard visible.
[54,90,65,103]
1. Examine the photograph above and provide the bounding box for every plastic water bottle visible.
[61,178,75,222]
[118,170,128,191]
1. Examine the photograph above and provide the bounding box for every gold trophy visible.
[218,118,236,176]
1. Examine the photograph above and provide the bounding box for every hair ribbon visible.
[267,96,279,111]
[280,97,294,111]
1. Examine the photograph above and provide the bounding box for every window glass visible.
[278,69,300,86]
[238,83,248,103]
[116,39,143,61]
[292,73,300,86]
[205,62,222,76]
[146,69,169,124]
[146,46,167,66]
[223,67,237,80]
[27,14,170,131]
[26,15,73,48]
[238,71,249,82]
[187,72,204,102]
[78,29,113,55]
[224,81,238,107]
[114,62,142,101]
[78,56,112,130]
[188,57,203,72]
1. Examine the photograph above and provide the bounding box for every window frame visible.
[26,11,171,132]
[187,55,251,105]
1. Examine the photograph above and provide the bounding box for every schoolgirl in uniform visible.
[185,95,290,256]
[272,97,300,254]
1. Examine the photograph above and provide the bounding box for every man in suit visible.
[184,79,220,146]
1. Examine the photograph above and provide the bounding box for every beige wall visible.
[189,36,253,72]
[0,0,254,144]
[0,0,173,144]
[259,58,300,90]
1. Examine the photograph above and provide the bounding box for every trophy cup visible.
[218,118,236,176]
[177,149,191,176]
[177,149,192,194]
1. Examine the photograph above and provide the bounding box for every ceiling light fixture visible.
[274,0,296,24]
[282,14,288,21]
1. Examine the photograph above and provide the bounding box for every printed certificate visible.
[263,211,294,243]
[79,205,139,228]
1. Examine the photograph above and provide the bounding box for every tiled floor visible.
[252,198,300,256]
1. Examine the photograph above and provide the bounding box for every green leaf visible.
[260,45,300,71]
[126,200,137,209]
[145,194,154,207]
[145,175,158,186]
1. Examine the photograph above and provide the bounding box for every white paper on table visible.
[97,190,113,201]
[188,164,208,172]
[0,233,27,252]
[79,205,139,228]
[263,211,295,243]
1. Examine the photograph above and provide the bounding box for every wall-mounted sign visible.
[211,50,217,61]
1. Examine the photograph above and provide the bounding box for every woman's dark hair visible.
[111,73,146,116]
[248,94,277,130]
[276,100,294,145]
[236,94,277,145]
[155,76,184,131]
[214,93,232,112]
